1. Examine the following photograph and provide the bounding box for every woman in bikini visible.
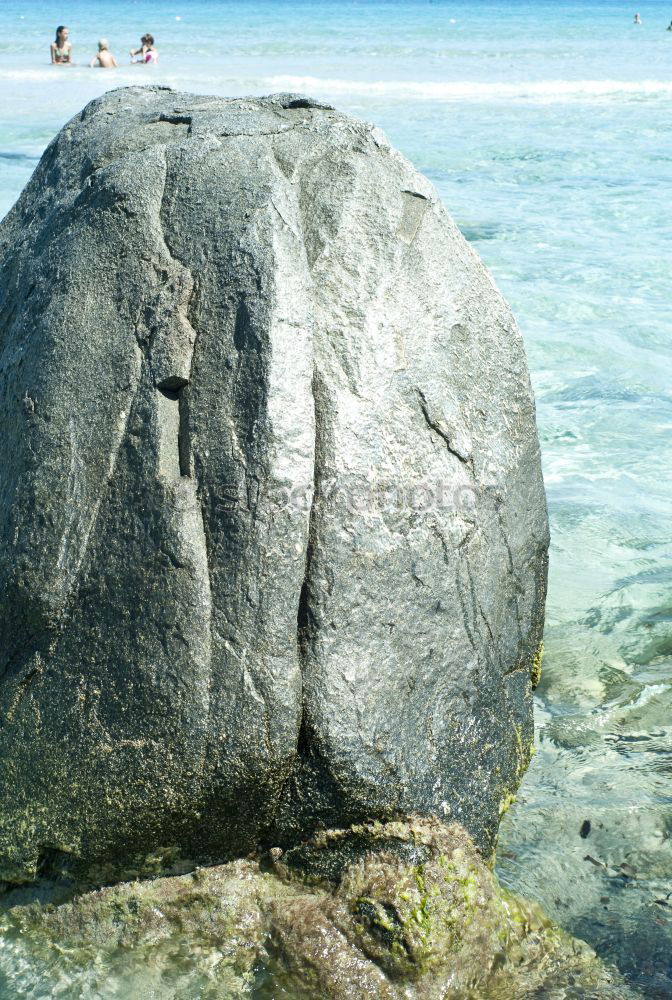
[51,25,72,65]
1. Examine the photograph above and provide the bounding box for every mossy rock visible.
[0,818,637,999]
[267,818,634,998]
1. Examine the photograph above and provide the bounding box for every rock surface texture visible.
[1,819,633,999]
[0,86,549,882]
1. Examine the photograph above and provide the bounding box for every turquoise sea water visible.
[1,1,671,995]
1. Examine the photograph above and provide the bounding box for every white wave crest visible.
[2,68,671,103]
[266,75,672,102]
[0,67,155,83]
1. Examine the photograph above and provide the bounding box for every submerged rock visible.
[0,86,548,881]
[1,818,634,999]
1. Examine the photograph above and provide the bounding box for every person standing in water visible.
[50,25,72,64]
[633,12,642,24]
[90,39,118,68]
[130,33,158,64]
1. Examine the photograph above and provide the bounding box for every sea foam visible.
[266,75,672,102]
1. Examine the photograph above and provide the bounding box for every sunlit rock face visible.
[0,86,548,882]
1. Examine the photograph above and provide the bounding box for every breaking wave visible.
[265,75,672,101]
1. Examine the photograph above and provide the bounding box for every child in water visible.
[50,25,72,64]
[90,39,118,68]
[130,33,158,64]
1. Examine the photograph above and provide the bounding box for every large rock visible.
[0,86,548,882]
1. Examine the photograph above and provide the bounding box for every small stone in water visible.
[579,819,591,839]
[583,854,606,869]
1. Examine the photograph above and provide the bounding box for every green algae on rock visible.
[530,640,544,690]
[1,818,636,999]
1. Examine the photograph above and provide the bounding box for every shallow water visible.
[1,0,671,995]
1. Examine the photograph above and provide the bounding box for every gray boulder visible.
[0,86,548,882]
